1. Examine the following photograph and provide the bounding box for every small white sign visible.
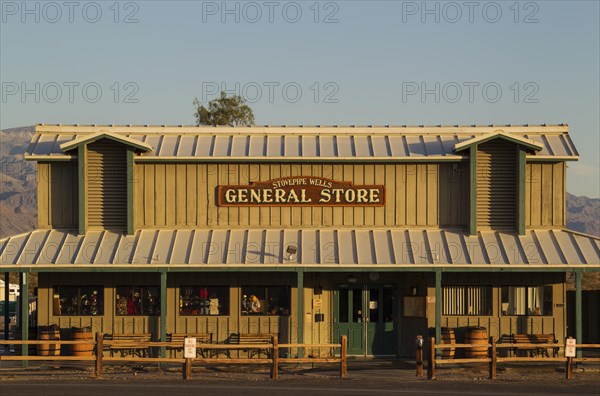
[565,338,576,358]
[369,301,378,309]
[313,298,323,309]
[427,296,436,304]
[184,337,197,359]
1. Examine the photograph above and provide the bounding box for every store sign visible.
[184,337,197,359]
[565,338,576,358]
[218,176,385,207]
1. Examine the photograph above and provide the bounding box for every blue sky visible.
[1,0,598,197]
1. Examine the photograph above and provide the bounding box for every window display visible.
[241,286,290,316]
[53,286,103,316]
[115,286,160,316]
[179,286,229,316]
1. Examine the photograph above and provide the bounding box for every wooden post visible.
[271,335,279,380]
[95,333,104,377]
[489,336,496,380]
[416,336,424,377]
[566,357,573,380]
[340,335,347,378]
[427,337,436,380]
[183,358,192,380]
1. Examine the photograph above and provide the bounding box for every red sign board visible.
[217,176,385,207]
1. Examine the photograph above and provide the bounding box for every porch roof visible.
[0,228,598,271]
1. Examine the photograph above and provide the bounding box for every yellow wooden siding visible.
[526,162,565,228]
[476,140,517,230]
[86,140,127,230]
[134,163,468,228]
[37,162,78,229]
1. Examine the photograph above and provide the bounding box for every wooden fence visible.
[415,336,600,380]
[0,334,348,380]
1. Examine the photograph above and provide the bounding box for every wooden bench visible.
[498,334,559,357]
[107,333,152,357]
[231,333,276,358]
[167,333,213,358]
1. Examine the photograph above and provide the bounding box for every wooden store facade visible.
[1,124,599,357]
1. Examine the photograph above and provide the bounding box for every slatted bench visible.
[499,334,559,357]
[231,333,276,358]
[168,333,213,358]
[107,333,152,357]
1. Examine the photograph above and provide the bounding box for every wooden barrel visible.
[37,326,61,356]
[70,327,94,356]
[440,328,455,359]
[464,327,488,358]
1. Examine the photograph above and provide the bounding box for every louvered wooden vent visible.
[86,139,127,230]
[476,140,517,230]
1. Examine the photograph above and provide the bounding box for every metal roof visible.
[24,124,579,161]
[1,228,598,270]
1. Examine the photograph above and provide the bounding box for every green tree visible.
[193,91,255,126]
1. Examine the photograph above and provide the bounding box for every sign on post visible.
[184,337,197,359]
[565,338,576,358]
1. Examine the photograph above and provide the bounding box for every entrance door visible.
[333,285,396,356]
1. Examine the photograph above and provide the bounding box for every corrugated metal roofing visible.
[24,124,579,161]
[1,228,598,269]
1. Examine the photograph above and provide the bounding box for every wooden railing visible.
[415,336,600,380]
[0,334,348,380]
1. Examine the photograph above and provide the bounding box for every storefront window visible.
[179,286,229,316]
[501,286,552,316]
[53,286,103,316]
[116,286,160,316]
[241,286,290,316]
[442,286,492,316]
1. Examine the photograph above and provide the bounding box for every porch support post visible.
[19,271,29,368]
[297,270,304,358]
[435,269,442,359]
[575,271,582,360]
[3,273,9,346]
[160,270,167,359]
[517,147,526,235]
[126,148,135,236]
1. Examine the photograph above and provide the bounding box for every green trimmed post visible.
[77,144,86,235]
[469,145,477,236]
[435,270,441,359]
[160,270,167,361]
[19,272,28,368]
[126,149,135,235]
[297,271,304,358]
[517,147,526,235]
[575,271,582,360]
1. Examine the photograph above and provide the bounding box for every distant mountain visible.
[0,126,36,238]
[566,193,600,237]
[0,126,599,238]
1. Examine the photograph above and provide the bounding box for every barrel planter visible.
[37,326,61,356]
[440,328,455,359]
[70,326,94,356]
[464,327,488,358]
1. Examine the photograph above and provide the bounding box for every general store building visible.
[1,124,598,357]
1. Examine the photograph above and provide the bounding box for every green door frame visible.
[333,284,397,357]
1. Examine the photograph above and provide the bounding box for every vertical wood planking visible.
[406,164,417,226]
[186,164,197,226]
[165,164,176,226]
[144,164,155,226]
[396,164,406,225]
[541,163,553,226]
[353,164,364,225]
[176,164,187,225]
[343,164,354,225]
[134,164,144,227]
[427,164,438,226]
[552,162,564,226]
[530,163,541,226]
[416,164,427,225]
[38,163,50,227]
[384,164,395,226]
[374,164,385,226]
[228,164,239,226]
[206,164,217,226]
[155,164,166,226]
[260,164,272,226]
[197,164,208,226]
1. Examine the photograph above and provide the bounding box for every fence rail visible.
[415,336,600,380]
[0,333,348,380]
